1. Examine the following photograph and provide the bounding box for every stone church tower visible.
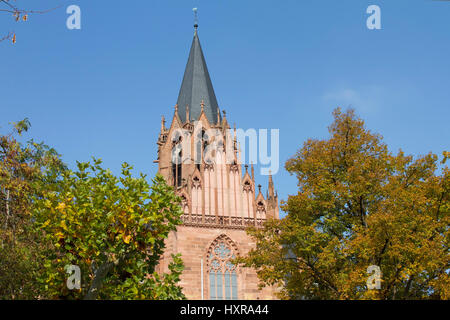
[155,24,279,300]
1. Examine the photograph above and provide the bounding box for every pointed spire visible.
[176,21,221,124]
[222,110,227,126]
[268,170,275,200]
[161,115,166,132]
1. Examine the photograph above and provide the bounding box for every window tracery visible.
[207,235,238,300]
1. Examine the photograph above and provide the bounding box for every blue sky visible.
[1,0,449,215]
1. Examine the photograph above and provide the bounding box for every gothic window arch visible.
[171,132,183,187]
[207,235,239,300]
[195,130,203,171]
[242,180,253,218]
[195,129,211,171]
[256,201,266,219]
[192,176,201,189]
[191,176,202,215]
[172,150,182,187]
[243,180,252,192]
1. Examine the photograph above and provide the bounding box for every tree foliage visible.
[1,120,186,300]
[239,108,449,300]
[0,118,66,299]
[32,160,185,300]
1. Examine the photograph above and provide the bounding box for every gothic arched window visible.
[172,150,182,187]
[195,130,209,171]
[207,236,238,300]
[171,132,183,187]
[256,201,266,219]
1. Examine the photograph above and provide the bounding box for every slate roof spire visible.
[176,14,220,124]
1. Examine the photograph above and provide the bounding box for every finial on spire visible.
[161,115,166,131]
[174,104,178,111]
[268,170,275,199]
[193,8,198,33]
[201,100,205,112]
[251,163,255,180]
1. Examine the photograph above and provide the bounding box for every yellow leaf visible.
[60,220,68,231]
[123,234,131,244]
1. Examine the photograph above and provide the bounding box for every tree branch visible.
[83,260,115,300]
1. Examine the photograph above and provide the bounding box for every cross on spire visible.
[193,8,198,32]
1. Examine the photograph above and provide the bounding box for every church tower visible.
[155,21,279,300]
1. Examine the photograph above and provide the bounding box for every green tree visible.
[239,108,449,300]
[32,160,185,300]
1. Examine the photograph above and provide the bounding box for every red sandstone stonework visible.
[154,27,279,300]
[158,226,278,300]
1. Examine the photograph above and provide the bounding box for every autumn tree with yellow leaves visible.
[0,118,66,298]
[239,108,449,300]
